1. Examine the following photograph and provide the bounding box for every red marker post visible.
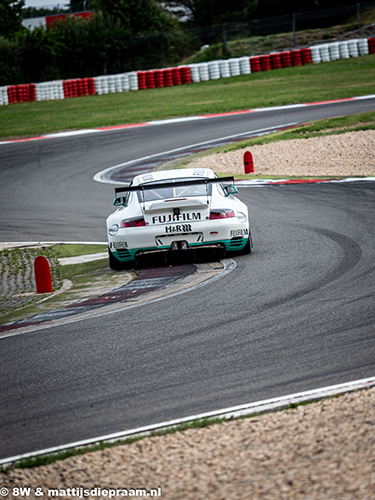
[244,151,254,174]
[34,256,53,293]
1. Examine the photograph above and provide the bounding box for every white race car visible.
[107,168,252,269]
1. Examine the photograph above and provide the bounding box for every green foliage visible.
[99,0,178,34]
[172,0,259,28]
[0,0,25,37]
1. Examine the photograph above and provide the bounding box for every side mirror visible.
[113,196,127,206]
[224,185,238,196]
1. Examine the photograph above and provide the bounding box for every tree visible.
[98,0,178,36]
[0,0,25,37]
[166,0,259,28]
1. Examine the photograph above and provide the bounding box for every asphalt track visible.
[0,98,375,459]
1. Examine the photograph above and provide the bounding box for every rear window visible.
[137,178,211,202]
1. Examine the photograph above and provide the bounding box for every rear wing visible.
[114,176,235,195]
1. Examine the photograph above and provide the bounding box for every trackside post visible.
[244,151,254,174]
[34,256,53,293]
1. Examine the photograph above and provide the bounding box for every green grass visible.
[1,56,375,139]
[53,244,107,258]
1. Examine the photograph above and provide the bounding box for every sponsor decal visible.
[166,224,192,234]
[110,241,129,249]
[152,213,201,224]
[230,229,248,237]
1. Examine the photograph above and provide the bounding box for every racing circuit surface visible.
[0,99,375,459]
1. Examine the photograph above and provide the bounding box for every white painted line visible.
[44,129,99,138]
[1,375,374,467]
[93,123,299,185]
[148,116,205,125]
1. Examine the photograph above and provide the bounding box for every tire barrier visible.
[281,51,292,67]
[0,86,9,105]
[229,58,241,76]
[339,41,350,59]
[208,60,221,80]
[1,37,374,105]
[301,48,312,64]
[249,56,261,72]
[155,69,164,88]
[260,54,272,71]
[270,52,282,70]
[290,49,303,66]
[219,60,231,78]
[6,83,36,104]
[163,68,173,87]
[239,56,251,74]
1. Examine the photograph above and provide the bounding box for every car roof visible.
[132,168,216,186]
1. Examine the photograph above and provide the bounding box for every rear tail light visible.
[121,217,146,228]
[209,209,235,220]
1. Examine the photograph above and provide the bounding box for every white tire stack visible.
[319,44,331,62]
[328,42,340,61]
[310,46,321,63]
[348,39,359,57]
[197,63,210,81]
[229,58,241,76]
[208,60,220,79]
[219,60,230,78]
[129,72,139,91]
[358,38,369,55]
[189,64,200,83]
[0,86,9,105]
[338,41,350,59]
[239,56,251,74]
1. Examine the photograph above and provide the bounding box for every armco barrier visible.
[1,37,374,106]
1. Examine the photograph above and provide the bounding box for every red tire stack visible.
[30,83,36,101]
[250,56,261,72]
[172,67,182,85]
[180,66,192,84]
[155,70,165,88]
[86,77,96,95]
[368,37,375,54]
[280,51,292,67]
[301,48,312,65]
[270,53,282,70]
[163,69,174,87]
[146,71,156,89]
[137,71,147,90]
[291,49,302,66]
[260,54,272,71]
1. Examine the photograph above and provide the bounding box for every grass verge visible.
[0,56,375,139]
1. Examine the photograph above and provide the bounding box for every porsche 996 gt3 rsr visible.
[107,168,252,269]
